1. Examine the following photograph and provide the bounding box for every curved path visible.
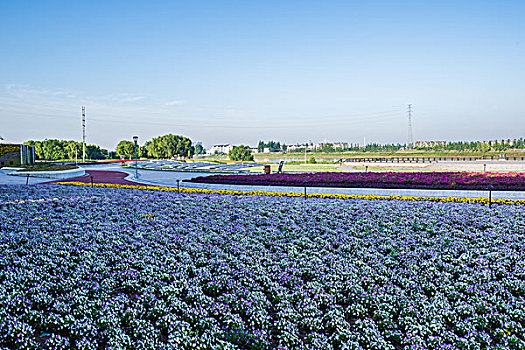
[45,170,142,186]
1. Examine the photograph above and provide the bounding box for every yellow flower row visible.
[52,181,525,206]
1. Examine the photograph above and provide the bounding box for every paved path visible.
[0,169,53,185]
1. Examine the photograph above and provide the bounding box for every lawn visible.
[1,185,524,349]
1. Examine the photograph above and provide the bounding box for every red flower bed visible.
[189,172,525,190]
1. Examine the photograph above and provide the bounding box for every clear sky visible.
[1,0,524,150]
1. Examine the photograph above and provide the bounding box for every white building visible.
[413,141,446,148]
[286,144,314,152]
[207,144,234,155]
[314,142,349,150]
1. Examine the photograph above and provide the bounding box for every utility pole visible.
[407,104,413,149]
[82,106,86,162]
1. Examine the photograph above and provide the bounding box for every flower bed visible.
[189,171,525,191]
[53,181,525,206]
[1,185,525,349]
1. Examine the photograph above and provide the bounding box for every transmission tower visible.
[82,106,86,162]
[407,104,413,148]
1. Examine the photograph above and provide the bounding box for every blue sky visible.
[1,0,524,149]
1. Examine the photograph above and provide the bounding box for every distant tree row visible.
[257,140,285,152]
[281,138,525,153]
[24,133,204,161]
[116,134,197,159]
[24,140,110,160]
[426,138,525,152]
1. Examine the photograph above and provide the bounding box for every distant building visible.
[207,144,234,155]
[413,141,446,148]
[314,142,349,150]
[286,144,313,152]
[0,139,35,167]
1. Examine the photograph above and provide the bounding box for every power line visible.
[0,102,405,129]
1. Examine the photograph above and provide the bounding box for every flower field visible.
[1,185,525,349]
[189,172,525,191]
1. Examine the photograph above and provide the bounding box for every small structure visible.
[0,139,35,167]
[207,144,234,155]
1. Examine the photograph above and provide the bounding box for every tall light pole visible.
[133,136,138,179]
[82,106,86,162]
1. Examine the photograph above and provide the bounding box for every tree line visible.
[257,140,285,152]
[428,138,525,152]
[24,140,110,160]
[24,134,205,161]
[274,138,525,153]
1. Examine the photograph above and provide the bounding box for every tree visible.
[65,141,82,160]
[257,141,265,153]
[146,134,194,159]
[194,144,205,155]
[257,140,282,152]
[116,140,135,159]
[138,145,149,158]
[25,139,108,160]
[86,145,106,160]
[229,145,254,161]
[42,139,67,160]
[321,144,335,153]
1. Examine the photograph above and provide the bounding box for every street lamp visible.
[133,136,138,179]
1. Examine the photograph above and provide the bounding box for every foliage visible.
[229,145,254,161]
[194,144,206,155]
[1,184,525,349]
[24,140,108,161]
[257,140,282,153]
[85,144,107,160]
[116,140,135,159]
[145,134,194,159]
[321,143,335,153]
[308,156,317,164]
[283,138,525,154]
[0,144,20,156]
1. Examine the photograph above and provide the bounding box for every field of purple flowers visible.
[190,172,525,191]
[1,184,525,349]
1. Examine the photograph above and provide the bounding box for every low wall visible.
[8,167,85,179]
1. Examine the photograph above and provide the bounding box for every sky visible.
[1,0,524,150]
